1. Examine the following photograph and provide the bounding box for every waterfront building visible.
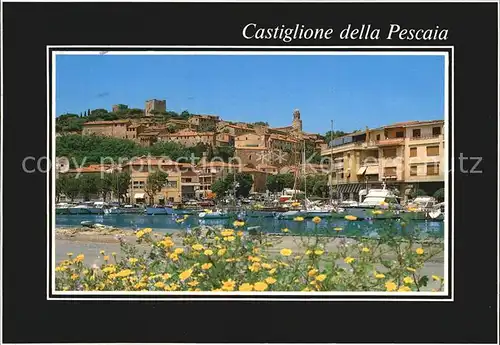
[320,120,445,201]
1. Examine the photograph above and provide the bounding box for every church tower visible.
[291,109,303,132]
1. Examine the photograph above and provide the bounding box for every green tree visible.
[59,174,81,202]
[266,173,295,193]
[110,171,131,202]
[144,171,169,205]
[78,174,100,201]
[98,174,114,201]
[252,121,269,126]
[211,146,235,163]
[410,188,427,199]
[433,188,445,202]
[211,173,254,199]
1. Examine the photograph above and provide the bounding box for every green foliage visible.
[299,174,329,197]
[79,174,100,201]
[56,174,82,201]
[433,188,445,202]
[323,130,348,142]
[211,173,254,198]
[252,121,269,126]
[410,189,427,199]
[266,173,295,193]
[210,146,235,163]
[109,171,131,202]
[56,134,147,167]
[144,171,169,204]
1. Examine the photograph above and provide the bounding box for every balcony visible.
[375,138,405,146]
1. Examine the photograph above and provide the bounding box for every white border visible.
[48,47,452,301]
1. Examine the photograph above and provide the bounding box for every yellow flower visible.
[253,247,261,254]
[308,269,318,277]
[134,282,147,289]
[191,244,204,251]
[160,237,174,248]
[99,250,105,255]
[128,258,138,264]
[115,269,133,278]
[188,281,199,287]
[280,248,292,256]
[169,253,179,261]
[154,282,165,288]
[112,252,117,256]
[281,228,289,233]
[314,249,324,256]
[269,268,276,275]
[233,220,245,227]
[403,277,414,285]
[432,275,441,281]
[237,231,244,237]
[293,216,304,222]
[294,255,301,260]
[265,277,277,284]
[262,263,272,269]
[222,279,236,291]
[344,257,355,264]
[345,215,357,221]
[163,273,171,280]
[204,249,213,256]
[312,216,321,224]
[248,256,261,262]
[305,249,312,255]
[315,274,327,282]
[201,263,212,270]
[136,230,145,238]
[333,227,343,231]
[221,229,234,237]
[254,281,268,291]
[406,267,416,272]
[174,247,184,255]
[66,252,73,257]
[102,265,116,273]
[71,273,79,280]
[175,219,184,223]
[398,286,412,292]
[239,283,253,291]
[223,236,236,242]
[416,248,424,255]
[372,210,383,215]
[361,247,370,253]
[103,255,109,261]
[217,248,227,256]
[179,269,193,281]
[385,281,397,292]
[226,258,236,263]
[248,262,261,272]
[74,254,85,263]
[375,273,385,279]
[143,228,152,234]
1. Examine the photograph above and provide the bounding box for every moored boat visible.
[68,204,92,214]
[56,203,71,215]
[198,210,230,219]
[344,184,402,220]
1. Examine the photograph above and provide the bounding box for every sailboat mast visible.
[329,120,334,205]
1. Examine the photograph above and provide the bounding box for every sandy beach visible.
[54,226,445,291]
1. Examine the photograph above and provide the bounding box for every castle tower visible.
[291,109,303,132]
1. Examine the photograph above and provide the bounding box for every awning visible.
[356,167,367,175]
[134,193,145,199]
[335,183,363,195]
[365,166,379,175]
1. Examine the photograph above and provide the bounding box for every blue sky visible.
[56,54,445,134]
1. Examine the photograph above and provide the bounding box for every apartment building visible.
[121,157,182,204]
[321,120,445,201]
[197,162,239,196]
[157,131,216,147]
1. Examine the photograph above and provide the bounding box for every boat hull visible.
[55,208,69,215]
[344,207,401,220]
[68,207,91,215]
[147,207,173,215]
[246,210,278,218]
[199,212,230,219]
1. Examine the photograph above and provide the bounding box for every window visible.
[410,147,417,157]
[384,167,397,177]
[410,165,418,176]
[427,163,439,175]
[383,148,397,157]
[432,127,441,136]
[165,181,178,188]
[412,129,421,138]
[184,178,192,183]
[396,131,404,138]
[426,146,439,156]
[376,134,380,141]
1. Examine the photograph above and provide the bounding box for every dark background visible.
[2,2,498,343]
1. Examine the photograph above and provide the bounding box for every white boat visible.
[68,204,92,214]
[429,202,445,220]
[87,201,109,214]
[198,210,230,219]
[344,184,402,220]
[55,202,71,214]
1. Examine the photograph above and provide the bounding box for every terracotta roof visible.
[67,164,118,173]
[198,162,239,168]
[139,131,160,136]
[83,120,131,125]
[235,147,268,151]
[256,164,278,169]
[167,119,190,124]
[128,124,143,129]
[241,167,262,173]
[160,131,215,137]
[124,158,181,166]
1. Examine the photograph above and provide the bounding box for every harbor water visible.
[56,214,445,238]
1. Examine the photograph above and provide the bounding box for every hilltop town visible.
[56,98,445,205]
